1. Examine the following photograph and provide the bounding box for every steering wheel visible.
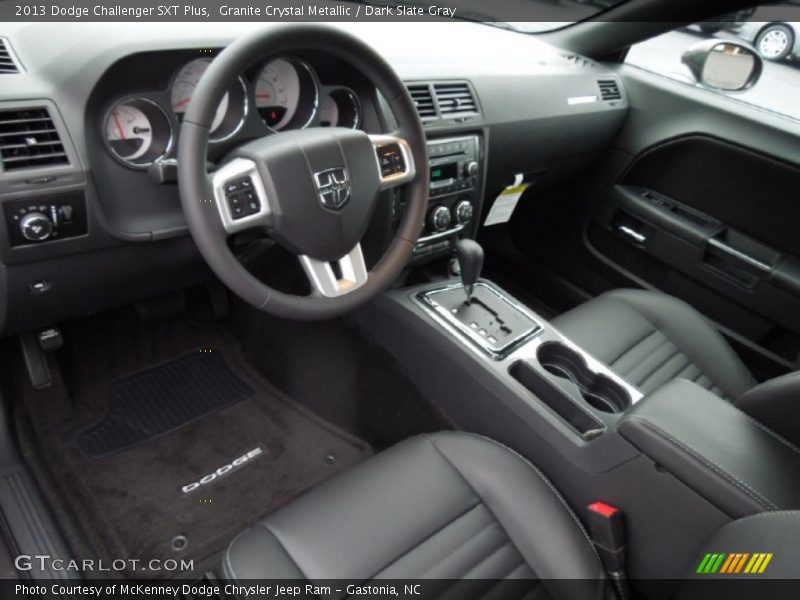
[178,25,428,320]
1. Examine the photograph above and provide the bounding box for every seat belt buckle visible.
[586,501,626,573]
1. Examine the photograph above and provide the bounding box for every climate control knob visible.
[20,212,53,242]
[464,161,480,178]
[427,205,452,232]
[455,199,474,225]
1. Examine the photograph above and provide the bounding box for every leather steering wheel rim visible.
[178,25,428,320]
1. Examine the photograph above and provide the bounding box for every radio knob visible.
[427,205,452,232]
[464,161,480,178]
[20,212,53,242]
[455,200,474,225]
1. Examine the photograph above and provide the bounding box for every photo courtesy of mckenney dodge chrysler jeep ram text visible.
[1,0,800,599]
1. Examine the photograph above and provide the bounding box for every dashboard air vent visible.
[0,38,21,74]
[561,54,594,68]
[0,108,68,171]
[433,82,478,116]
[597,79,622,102]
[406,84,437,119]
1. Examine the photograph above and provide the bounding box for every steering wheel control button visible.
[223,176,261,220]
[377,143,406,177]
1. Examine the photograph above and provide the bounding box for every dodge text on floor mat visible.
[181,446,265,495]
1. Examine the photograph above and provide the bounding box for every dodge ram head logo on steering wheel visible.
[314,167,351,210]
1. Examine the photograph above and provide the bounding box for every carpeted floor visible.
[16,310,372,578]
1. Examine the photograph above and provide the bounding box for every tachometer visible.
[318,89,360,129]
[171,58,229,134]
[255,58,318,131]
[104,99,172,167]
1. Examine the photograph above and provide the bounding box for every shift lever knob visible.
[454,239,484,302]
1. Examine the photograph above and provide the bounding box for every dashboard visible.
[0,22,628,336]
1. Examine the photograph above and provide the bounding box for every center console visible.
[355,275,800,586]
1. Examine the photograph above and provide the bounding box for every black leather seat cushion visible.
[551,289,756,401]
[223,432,606,594]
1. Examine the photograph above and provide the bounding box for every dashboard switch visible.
[20,212,53,242]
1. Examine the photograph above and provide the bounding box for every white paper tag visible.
[484,182,529,227]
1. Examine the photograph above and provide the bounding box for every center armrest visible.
[618,379,800,518]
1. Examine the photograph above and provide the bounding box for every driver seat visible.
[223,432,608,595]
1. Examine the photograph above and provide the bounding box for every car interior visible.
[2,0,800,597]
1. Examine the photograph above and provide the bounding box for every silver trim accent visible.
[707,238,772,272]
[299,244,368,298]
[413,280,644,406]
[417,223,466,245]
[0,37,25,73]
[418,282,543,360]
[210,76,249,143]
[617,225,646,244]
[369,134,416,190]
[211,158,270,234]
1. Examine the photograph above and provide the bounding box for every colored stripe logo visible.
[696,552,773,574]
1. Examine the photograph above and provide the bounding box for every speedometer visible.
[254,58,318,131]
[171,58,229,133]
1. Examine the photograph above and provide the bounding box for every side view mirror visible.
[681,39,763,92]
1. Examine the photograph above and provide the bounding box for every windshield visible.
[354,0,632,32]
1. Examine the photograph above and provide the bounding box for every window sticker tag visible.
[484,174,529,227]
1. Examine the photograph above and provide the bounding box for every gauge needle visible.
[112,111,125,140]
[173,98,191,109]
[256,93,272,99]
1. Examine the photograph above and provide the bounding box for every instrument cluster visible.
[103,55,363,168]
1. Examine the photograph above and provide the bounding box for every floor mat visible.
[78,351,254,458]
[17,312,371,577]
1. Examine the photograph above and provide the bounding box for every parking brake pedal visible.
[20,327,63,389]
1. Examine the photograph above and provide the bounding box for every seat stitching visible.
[451,433,604,569]
[609,329,661,368]
[367,501,484,581]
[631,347,681,388]
[640,352,691,391]
[611,291,755,398]
[458,538,516,579]
[410,514,502,578]
[628,418,778,511]
[715,509,800,526]
[705,392,800,456]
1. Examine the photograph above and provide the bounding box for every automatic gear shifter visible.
[454,239,484,302]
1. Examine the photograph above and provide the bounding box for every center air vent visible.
[0,108,69,171]
[433,82,478,116]
[597,79,622,102]
[0,38,21,74]
[406,84,436,120]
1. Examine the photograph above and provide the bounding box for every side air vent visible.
[433,82,478,116]
[0,108,69,171]
[406,84,437,119]
[597,79,622,102]
[0,38,21,74]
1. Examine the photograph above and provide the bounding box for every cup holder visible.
[536,342,631,414]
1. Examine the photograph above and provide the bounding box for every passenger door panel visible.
[586,67,800,368]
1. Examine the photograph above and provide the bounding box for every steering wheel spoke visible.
[299,244,369,298]
[369,133,416,190]
[210,158,271,234]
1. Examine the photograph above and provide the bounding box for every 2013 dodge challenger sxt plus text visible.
[1,0,800,598]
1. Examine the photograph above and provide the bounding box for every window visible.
[626,2,800,121]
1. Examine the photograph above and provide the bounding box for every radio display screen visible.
[430,163,457,183]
